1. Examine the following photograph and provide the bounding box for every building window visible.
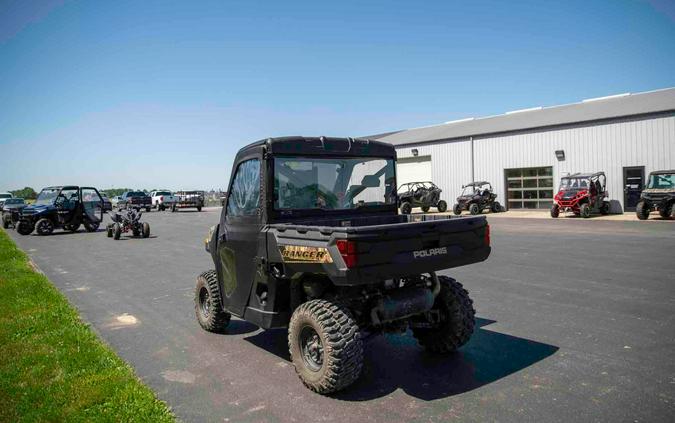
[505,167,554,209]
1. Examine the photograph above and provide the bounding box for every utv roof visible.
[465,181,491,187]
[650,169,675,175]
[236,136,397,160]
[563,172,605,179]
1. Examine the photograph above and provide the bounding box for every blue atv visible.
[17,186,104,236]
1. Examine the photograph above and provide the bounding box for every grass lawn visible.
[0,229,175,422]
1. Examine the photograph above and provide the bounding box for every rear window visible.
[127,192,147,197]
[155,191,172,196]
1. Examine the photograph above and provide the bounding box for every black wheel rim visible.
[299,325,324,372]
[199,286,211,317]
[37,220,52,234]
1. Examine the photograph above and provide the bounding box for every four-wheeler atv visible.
[16,186,104,235]
[551,172,609,218]
[106,208,150,239]
[452,181,501,215]
[636,170,675,220]
[194,136,491,394]
[397,181,447,214]
[2,198,26,229]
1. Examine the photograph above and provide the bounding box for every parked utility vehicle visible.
[194,137,491,394]
[453,181,501,215]
[636,170,675,220]
[16,186,103,235]
[150,190,177,211]
[106,208,150,239]
[397,181,447,214]
[173,191,204,212]
[2,198,26,229]
[0,192,13,210]
[551,172,609,218]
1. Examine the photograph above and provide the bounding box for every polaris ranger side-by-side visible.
[195,137,491,394]
[636,170,675,220]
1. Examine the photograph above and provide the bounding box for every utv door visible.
[217,158,263,316]
[80,187,104,223]
[55,186,81,225]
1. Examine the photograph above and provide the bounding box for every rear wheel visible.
[16,221,34,235]
[412,276,475,354]
[400,202,412,215]
[36,218,54,236]
[142,222,150,238]
[197,205,202,212]
[469,203,480,215]
[146,206,151,212]
[2,214,10,229]
[452,203,462,215]
[437,200,448,213]
[288,299,363,394]
[491,201,501,213]
[600,202,610,215]
[113,222,121,240]
[421,205,430,213]
[550,204,560,218]
[636,201,649,220]
[84,222,99,232]
[194,270,231,333]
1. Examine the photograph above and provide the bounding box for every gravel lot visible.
[5,209,675,422]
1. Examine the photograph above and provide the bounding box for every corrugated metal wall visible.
[395,113,675,212]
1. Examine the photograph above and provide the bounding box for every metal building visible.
[372,87,675,213]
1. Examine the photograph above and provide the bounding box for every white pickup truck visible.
[149,190,177,211]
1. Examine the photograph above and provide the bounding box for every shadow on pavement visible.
[244,318,558,401]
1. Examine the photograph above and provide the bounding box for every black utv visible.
[397,181,447,214]
[195,136,491,394]
[453,181,501,215]
[16,186,104,236]
[636,170,675,220]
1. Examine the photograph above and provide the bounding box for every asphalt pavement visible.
[5,209,675,422]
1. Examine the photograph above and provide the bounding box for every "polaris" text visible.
[412,247,448,259]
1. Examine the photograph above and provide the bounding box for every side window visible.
[227,159,261,217]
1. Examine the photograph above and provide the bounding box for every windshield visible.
[0,194,12,199]
[647,173,674,189]
[274,157,396,210]
[461,186,476,196]
[559,178,589,190]
[35,188,61,205]
[4,199,24,205]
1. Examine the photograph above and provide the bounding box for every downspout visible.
[470,136,475,182]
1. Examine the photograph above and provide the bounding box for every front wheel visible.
[16,221,34,235]
[141,222,150,238]
[491,201,501,213]
[550,204,560,218]
[412,276,475,353]
[421,205,430,213]
[636,201,649,220]
[400,202,412,215]
[469,203,480,215]
[113,222,122,240]
[453,203,462,215]
[288,299,363,394]
[658,204,672,219]
[194,270,231,333]
[437,200,448,213]
[580,203,591,218]
[35,218,54,236]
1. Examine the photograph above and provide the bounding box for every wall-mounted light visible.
[411,148,419,157]
[555,150,565,161]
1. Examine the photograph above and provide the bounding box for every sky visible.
[1,0,674,192]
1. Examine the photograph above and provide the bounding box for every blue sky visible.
[1,0,674,191]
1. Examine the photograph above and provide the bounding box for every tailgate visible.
[270,215,490,286]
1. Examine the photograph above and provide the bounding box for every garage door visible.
[397,156,432,185]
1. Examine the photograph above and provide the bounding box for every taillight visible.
[336,239,358,268]
[484,224,491,247]
[160,196,164,201]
